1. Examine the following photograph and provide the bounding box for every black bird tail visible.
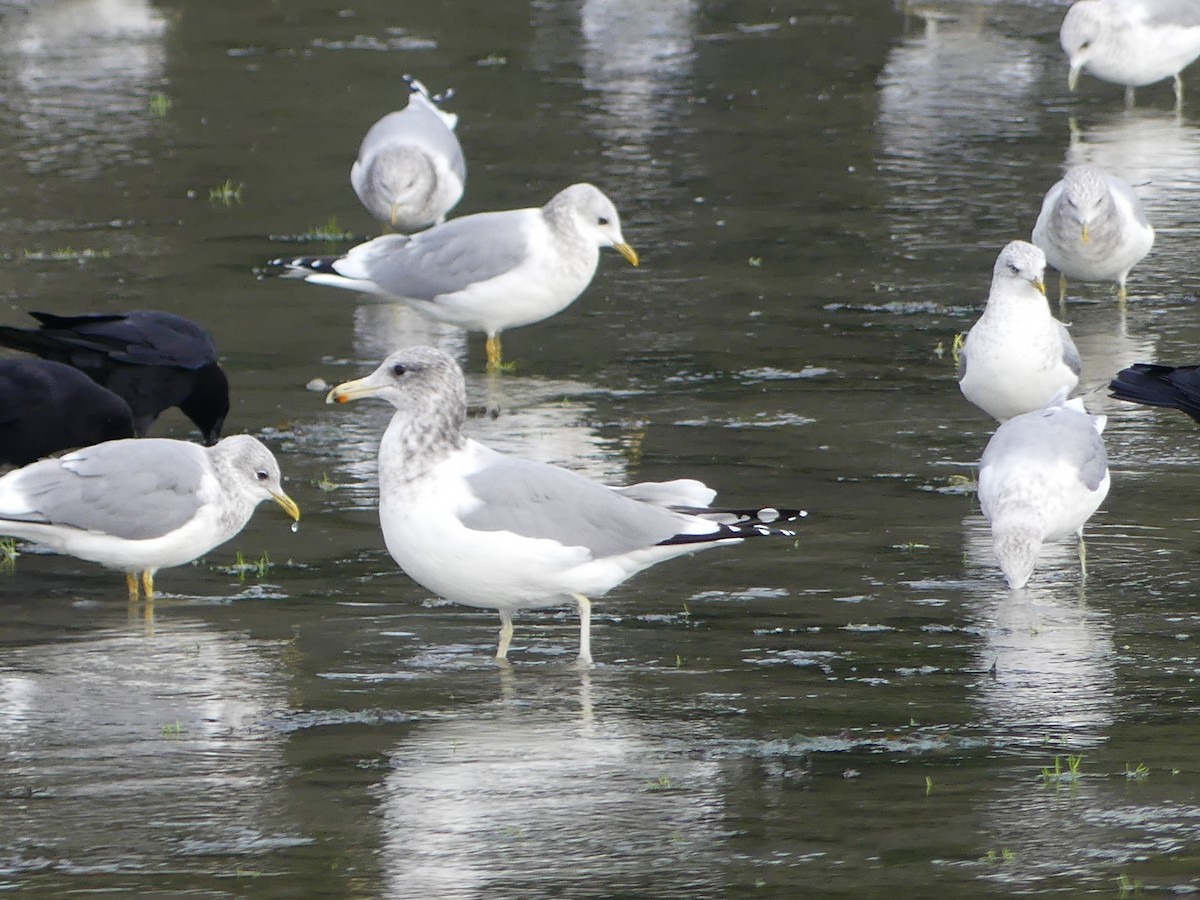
[1109,364,1200,424]
[660,507,807,546]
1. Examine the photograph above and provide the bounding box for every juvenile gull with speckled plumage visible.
[978,392,1110,590]
[1032,165,1154,306]
[271,183,639,370]
[958,241,1081,423]
[0,434,299,600]
[326,346,804,664]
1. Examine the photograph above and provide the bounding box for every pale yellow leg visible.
[141,570,155,602]
[1175,73,1184,113]
[573,593,593,666]
[126,572,140,602]
[497,610,513,660]
[1078,531,1087,579]
[1125,85,1136,109]
[1116,283,1127,310]
[1058,273,1068,305]
[485,334,502,372]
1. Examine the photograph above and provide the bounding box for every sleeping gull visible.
[0,359,135,466]
[1031,164,1154,306]
[0,310,230,444]
[351,74,466,232]
[271,183,639,370]
[958,241,1081,423]
[0,434,299,600]
[978,392,1110,590]
[325,346,803,664]
[1061,0,1200,108]
[1109,362,1200,422]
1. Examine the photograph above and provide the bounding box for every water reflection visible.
[960,513,1115,748]
[876,5,1044,257]
[375,670,724,898]
[0,0,168,179]
[0,615,298,877]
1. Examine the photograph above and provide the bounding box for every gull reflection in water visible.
[960,513,1116,750]
[0,0,168,178]
[0,619,295,869]
[877,7,1042,255]
[375,671,724,899]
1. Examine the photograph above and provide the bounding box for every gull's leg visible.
[141,570,155,602]
[1116,280,1127,311]
[1125,85,1136,109]
[485,334,503,372]
[1175,73,1185,112]
[1077,529,1087,579]
[573,593,593,667]
[1058,273,1068,312]
[126,572,140,602]
[497,610,513,660]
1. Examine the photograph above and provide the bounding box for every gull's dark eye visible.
[391,364,408,377]
[1008,263,1020,274]
[597,216,609,226]
[256,470,269,481]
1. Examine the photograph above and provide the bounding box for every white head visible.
[209,434,300,522]
[1060,2,1106,90]
[1058,165,1111,239]
[545,183,639,266]
[991,240,1047,296]
[992,522,1042,590]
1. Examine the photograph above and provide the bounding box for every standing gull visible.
[0,434,300,600]
[1109,362,1200,422]
[1061,0,1200,108]
[0,359,135,466]
[325,346,803,664]
[958,241,1081,423]
[271,183,639,370]
[978,393,1110,590]
[351,74,466,232]
[1031,164,1154,306]
[0,310,230,444]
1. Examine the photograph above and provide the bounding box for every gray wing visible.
[460,449,703,558]
[0,439,208,540]
[1146,0,1200,28]
[956,339,969,383]
[1057,321,1083,378]
[358,105,465,180]
[340,209,535,300]
[1104,174,1152,227]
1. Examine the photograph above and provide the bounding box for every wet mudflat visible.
[2,0,1200,896]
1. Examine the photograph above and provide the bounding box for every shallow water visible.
[1,0,1200,896]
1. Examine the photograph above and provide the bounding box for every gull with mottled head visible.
[272,183,638,371]
[958,241,1081,423]
[1031,164,1154,306]
[1061,0,1200,107]
[978,392,1110,590]
[325,346,803,664]
[0,434,300,600]
[351,74,466,232]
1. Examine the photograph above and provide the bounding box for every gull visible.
[958,241,1082,423]
[1061,0,1200,108]
[270,183,639,370]
[1109,362,1200,422]
[978,392,1110,590]
[325,346,803,664]
[0,358,135,466]
[0,310,230,444]
[1031,164,1154,306]
[351,74,466,232]
[0,434,300,600]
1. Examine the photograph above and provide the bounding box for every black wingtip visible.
[265,255,338,274]
[659,507,807,546]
